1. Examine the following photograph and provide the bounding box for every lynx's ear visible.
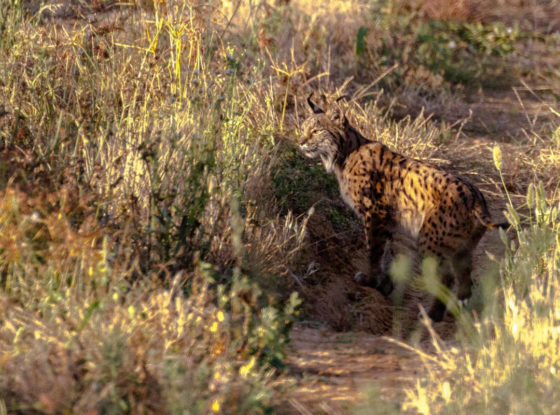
[327,102,348,127]
[307,93,324,114]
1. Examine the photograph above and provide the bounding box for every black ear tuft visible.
[307,93,324,114]
[335,95,349,103]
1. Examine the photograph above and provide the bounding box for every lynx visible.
[298,94,508,321]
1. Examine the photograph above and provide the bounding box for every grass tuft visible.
[1,0,560,412]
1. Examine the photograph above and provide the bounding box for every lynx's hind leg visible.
[453,249,475,303]
[453,224,487,303]
[417,212,463,321]
[425,260,455,322]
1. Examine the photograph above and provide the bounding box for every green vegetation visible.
[272,146,339,215]
[1,0,559,413]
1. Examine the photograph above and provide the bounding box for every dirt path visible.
[284,323,423,414]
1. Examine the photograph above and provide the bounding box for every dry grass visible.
[1,0,560,413]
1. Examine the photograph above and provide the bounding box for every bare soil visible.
[284,323,423,414]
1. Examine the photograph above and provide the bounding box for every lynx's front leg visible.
[354,213,394,297]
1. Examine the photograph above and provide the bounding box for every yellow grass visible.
[1,0,559,413]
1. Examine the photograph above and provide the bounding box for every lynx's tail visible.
[471,184,511,230]
[476,213,510,230]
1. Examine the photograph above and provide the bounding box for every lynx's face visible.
[299,115,338,159]
[299,99,348,172]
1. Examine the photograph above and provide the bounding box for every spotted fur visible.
[299,94,508,321]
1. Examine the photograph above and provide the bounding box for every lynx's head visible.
[298,94,349,172]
